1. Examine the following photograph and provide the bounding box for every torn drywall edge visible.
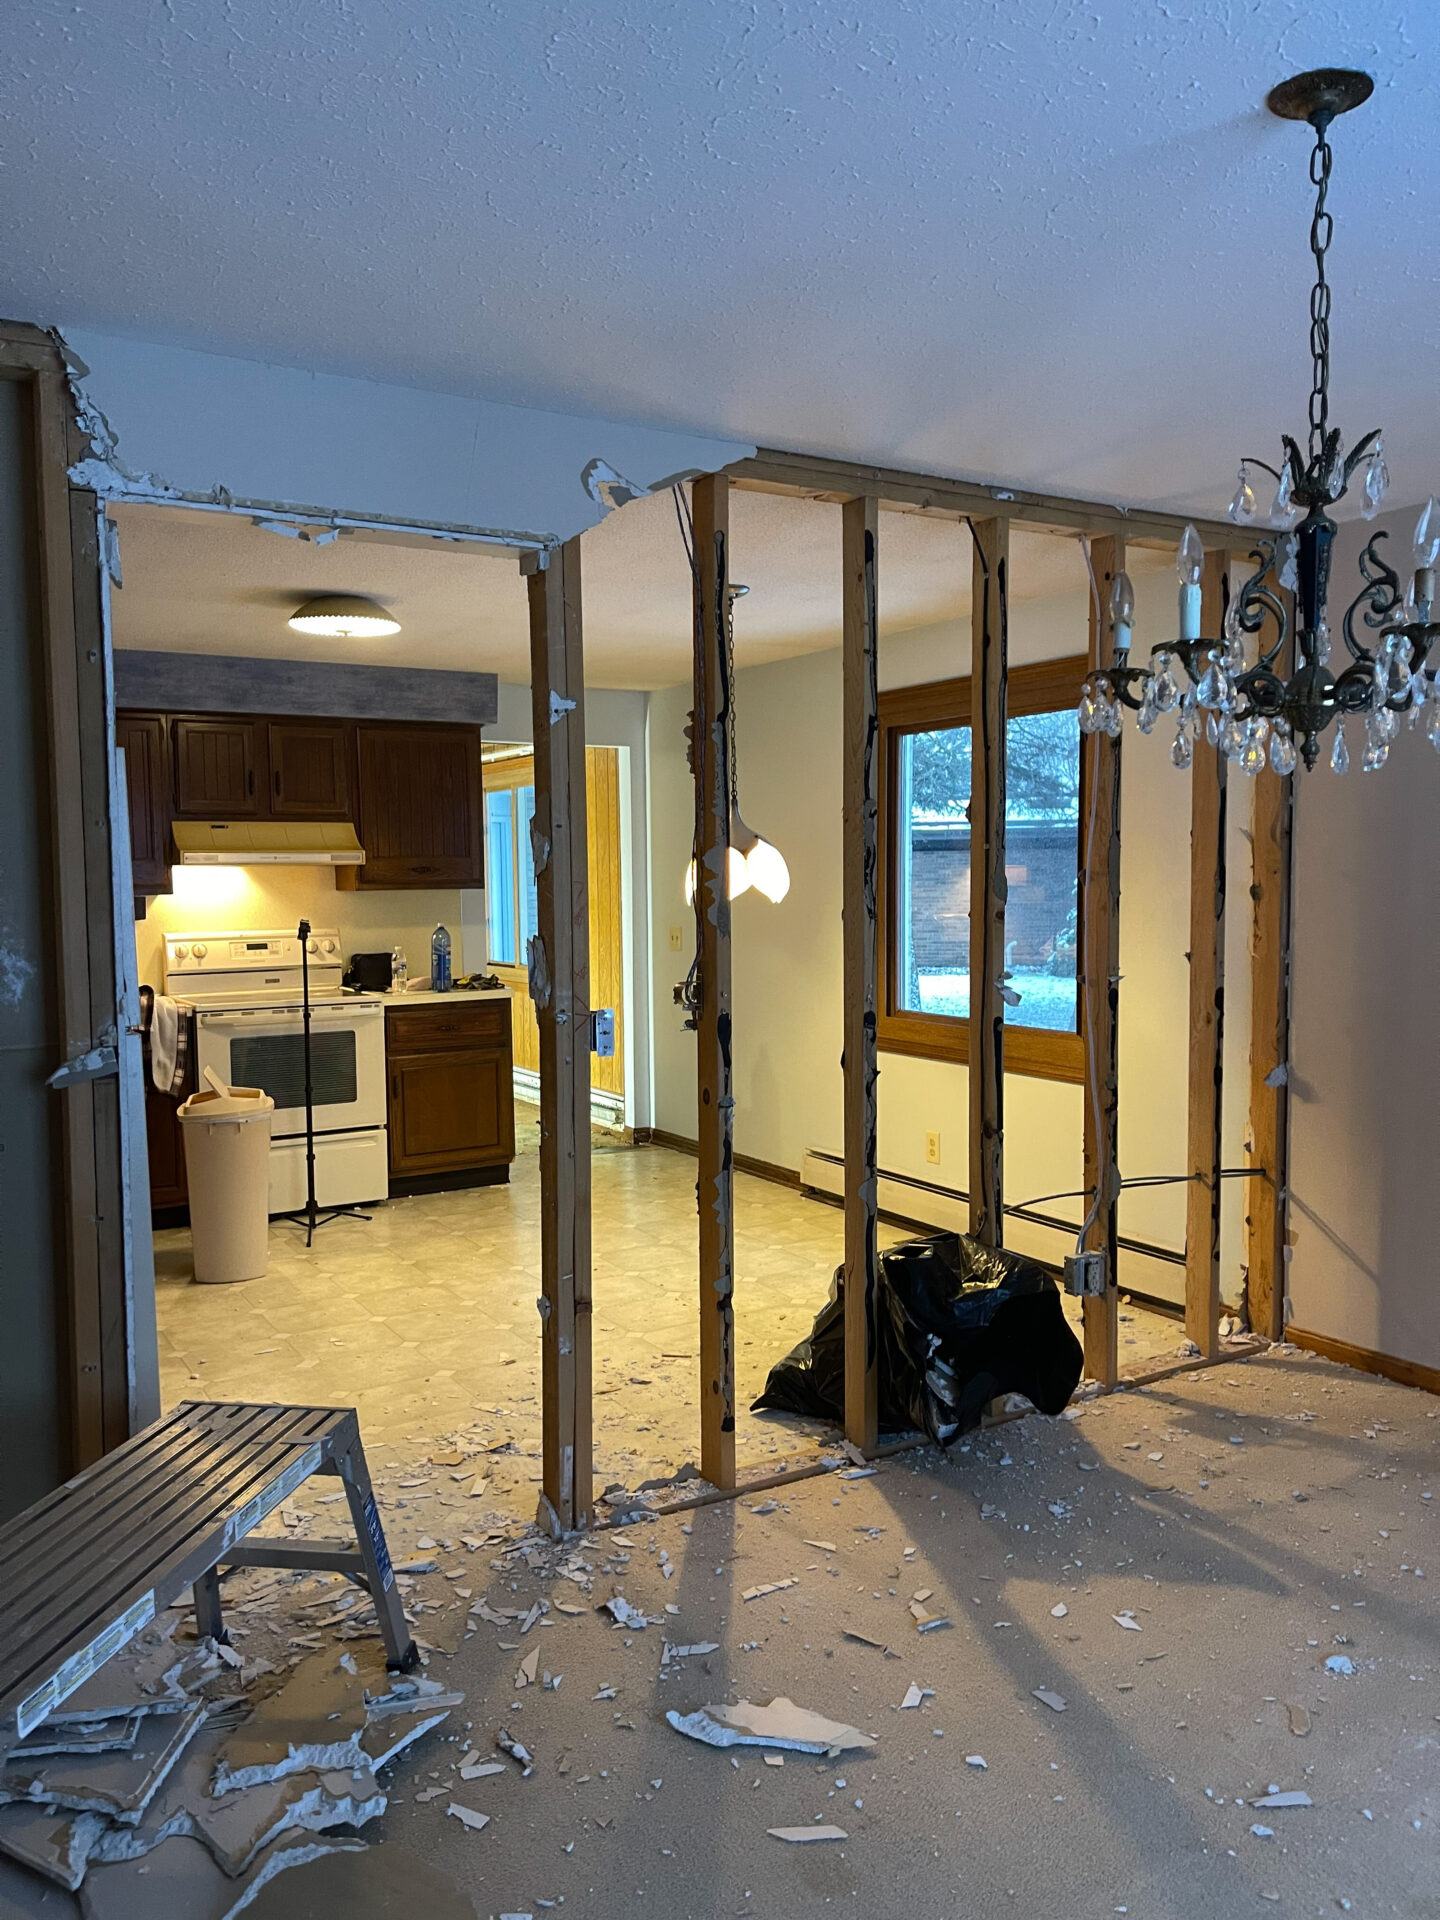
[60,329,754,549]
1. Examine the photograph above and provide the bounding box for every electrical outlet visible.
[668,926,683,952]
[1064,1250,1107,1297]
[924,1130,941,1165]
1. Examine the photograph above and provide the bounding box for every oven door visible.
[194,1003,386,1136]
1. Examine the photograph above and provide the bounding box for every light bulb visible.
[1109,571,1135,654]
[683,848,751,904]
[1414,496,1440,570]
[744,837,791,903]
[1176,524,1205,589]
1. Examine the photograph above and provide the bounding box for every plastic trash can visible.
[178,1084,275,1284]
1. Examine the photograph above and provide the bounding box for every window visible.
[483,767,537,968]
[879,656,1087,1081]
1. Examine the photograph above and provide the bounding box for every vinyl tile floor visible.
[153,1116,1189,1507]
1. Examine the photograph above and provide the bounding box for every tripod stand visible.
[276,918,371,1247]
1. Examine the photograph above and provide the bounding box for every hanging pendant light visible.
[1078,68,1440,778]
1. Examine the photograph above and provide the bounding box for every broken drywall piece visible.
[360,1708,452,1773]
[804,1540,838,1554]
[660,1643,719,1667]
[1032,1690,1067,1713]
[841,1631,890,1654]
[899,1686,934,1711]
[909,1601,951,1633]
[211,1651,375,1796]
[1,1704,207,1824]
[666,1700,875,1758]
[0,1803,109,1891]
[446,1803,489,1832]
[599,1596,648,1630]
[741,1579,797,1602]
[1324,1654,1355,1676]
[189,1763,386,1877]
[1252,1790,1313,1809]
[459,1761,505,1782]
[580,458,651,512]
[44,1631,192,1726]
[767,1826,848,1843]
[516,1649,540,1688]
[11,1718,144,1762]
[496,1731,533,1771]
[1112,1613,1143,1632]
[79,1830,363,1920]
[1286,1704,1312,1737]
[965,1755,988,1770]
[548,691,577,726]
[1050,1603,1069,1619]
[467,1478,488,1500]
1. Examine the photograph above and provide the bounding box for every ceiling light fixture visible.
[1080,68,1440,777]
[287,594,400,638]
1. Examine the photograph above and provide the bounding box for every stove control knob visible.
[307,939,320,954]
[191,943,207,960]
[322,938,337,954]
[174,945,190,960]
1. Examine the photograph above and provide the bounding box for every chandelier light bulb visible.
[1414,498,1440,569]
[744,836,791,903]
[1108,571,1135,654]
[683,848,751,905]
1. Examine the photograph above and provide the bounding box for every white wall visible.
[64,331,751,549]
[1285,503,1440,1369]
[650,536,1255,1305]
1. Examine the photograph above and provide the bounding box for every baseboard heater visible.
[799,1148,1188,1318]
[512,1066,625,1129]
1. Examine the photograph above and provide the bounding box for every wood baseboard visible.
[643,1128,801,1191]
[1285,1324,1440,1397]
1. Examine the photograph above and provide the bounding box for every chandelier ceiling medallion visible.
[1080,68,1439,777]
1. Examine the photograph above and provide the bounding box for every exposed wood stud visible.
[842,495,880,1453]
[967,517,1008,1246]
[526,538,593,1531]
[1184,550,1230,1358]
[1081,534,1124,1386]
[1245,728,1294,1343]
[691,474,737,1491]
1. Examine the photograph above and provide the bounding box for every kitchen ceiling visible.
[110,494,1164,691]
[4,6,1437,518]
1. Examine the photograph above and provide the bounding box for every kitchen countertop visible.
[362,986,513,1007]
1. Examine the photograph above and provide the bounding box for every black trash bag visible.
[752,1231,1083,1447]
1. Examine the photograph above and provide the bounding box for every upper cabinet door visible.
[268,722,351,818]
[350,725,484,887]
[115,711,172,892]
[173,718,263,816]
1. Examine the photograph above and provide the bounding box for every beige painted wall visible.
[133,863,470,992]
[650,530,1256,1307]
[1285,503,1440,1370]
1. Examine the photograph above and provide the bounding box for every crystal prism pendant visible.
[1219,715,1244,759]
[1229,466,1259,524]
[1426,698,1440,751]
[1278,534,1299,594]
[1077,690,1098,733]
[1171,726,1193,770]
[1362,710,1391,772]
[1331,723,1350,774]
[1270,721,1298,776]
[1239,720,1267,776]
[1196,654,1225,708]
[1361,439,1390,520]
[1269,464,1299,530]
[1152,656,1180,712]
[1206,710,1222,746]
[1136,680,1160,734]
[1103,695,1124,739]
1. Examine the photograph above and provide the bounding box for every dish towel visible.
[139,987,189,1095]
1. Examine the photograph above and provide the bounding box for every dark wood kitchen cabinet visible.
[115,711,172,894]
[386,999,514,1191]
[144,1021,196,1224]
[117,708,486,897]
[344,725,485,889]
[173,717,263,816]
[267,721,350,818]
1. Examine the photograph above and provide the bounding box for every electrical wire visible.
[1011,1168,1265,1214]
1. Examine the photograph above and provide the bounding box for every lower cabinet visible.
[386,1000,515,1189]
[144,1026,196,1222]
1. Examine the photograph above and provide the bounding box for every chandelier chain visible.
[1307,119,1334,461]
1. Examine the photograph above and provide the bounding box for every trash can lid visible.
[178,1085,275,1123]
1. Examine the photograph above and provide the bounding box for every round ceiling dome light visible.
[287,594,400,638]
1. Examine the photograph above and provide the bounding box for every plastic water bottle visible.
[390,946,408,993]
[430,924,452,993]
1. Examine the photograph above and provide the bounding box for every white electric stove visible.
[164,929,388,1212]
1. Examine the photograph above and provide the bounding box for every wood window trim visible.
[878,654,1087,1084]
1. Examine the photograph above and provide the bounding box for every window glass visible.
[228,1030,357,1111]
[486,790,517,965]
[518,786,538,953]
[896,711,1079,1032]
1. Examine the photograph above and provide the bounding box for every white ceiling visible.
[113,493,1166,689]
[6,5,1439,518]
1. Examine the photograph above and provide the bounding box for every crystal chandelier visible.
[1079,69,1440,777]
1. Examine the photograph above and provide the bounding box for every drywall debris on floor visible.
[666,1699,876,1756]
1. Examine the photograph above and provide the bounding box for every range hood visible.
[172,821,365,866]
